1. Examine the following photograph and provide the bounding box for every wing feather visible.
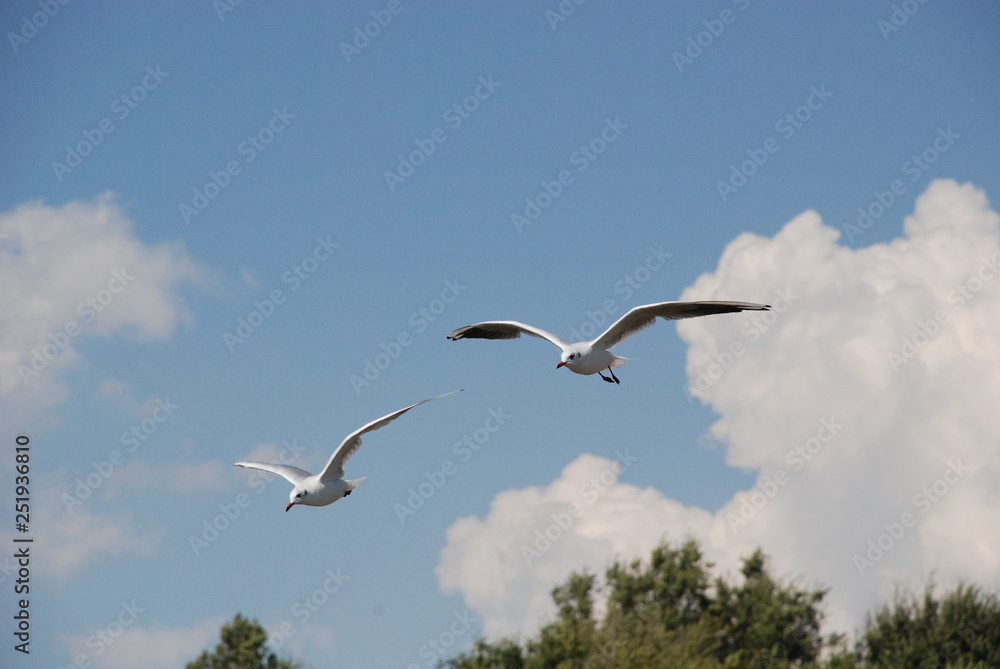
[319,390,461,482]
[593,301,770,350]
[447,321,567,349]
[233,462,313,484]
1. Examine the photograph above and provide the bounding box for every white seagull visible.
[447,301,769,384]
[234,390,461,512]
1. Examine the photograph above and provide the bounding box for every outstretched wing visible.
[233,461,313,484]
[447,321,567,349]
[593,301,770,351]
[319,390,462,483]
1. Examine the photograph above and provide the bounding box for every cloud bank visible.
[437,179,1000,638]
[0,193,205,416]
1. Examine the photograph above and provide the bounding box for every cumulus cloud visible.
[61,616,224,669]
[437,179,1000,639]
[438,453,735,638]
[0,486,163,584]
[111,460,233,495]
[0,193,205,414]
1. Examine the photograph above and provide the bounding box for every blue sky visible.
[3,2,1000,668]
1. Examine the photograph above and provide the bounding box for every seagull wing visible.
[447,321,567,349]
[592,301,770,351]
[233,461,313,484]
[318,390,462,483]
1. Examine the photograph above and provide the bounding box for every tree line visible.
[187,540,1000,669]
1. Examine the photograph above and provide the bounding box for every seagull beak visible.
[556,361,566,369]
[285,502,295,512]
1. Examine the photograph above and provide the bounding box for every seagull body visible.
[447,301,769,383]
[234,391,460,511]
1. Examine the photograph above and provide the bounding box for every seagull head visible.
[557,346,586,370]
[286,487,306,512]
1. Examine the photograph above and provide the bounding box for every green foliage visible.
[708,548,829,667]
[186,613,302,669]
[189,558,1000,669]
[856,582,1000,668]
[446,539,835,669]
[445,542,1000,669]
[446,638,526,669]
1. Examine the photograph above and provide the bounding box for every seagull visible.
[234,390,461,511]
[447,301,769,384]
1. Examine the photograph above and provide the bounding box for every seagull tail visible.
[346,476,367,491]
[610,356,629,369]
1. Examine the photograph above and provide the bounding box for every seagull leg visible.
[608,367,621,384]
[599,370,615,384]
[344,489,352,497]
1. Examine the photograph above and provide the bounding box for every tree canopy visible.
[187,545,1000,669]
[443,540,1000,669]
[854,582,1000,668]
[186,613,302,669]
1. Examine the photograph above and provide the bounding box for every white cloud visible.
[244,441,299,463]
[0,193,206,414]
[62,616,224,669]
[0,486,163,584]
[437,179,1000,640]
[1,459,226,585]
[438,453,737,638]
[112,460,232,495]
[94,378,140,414]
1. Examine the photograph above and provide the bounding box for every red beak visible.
[285,502,295,512]
[556,361,566,369]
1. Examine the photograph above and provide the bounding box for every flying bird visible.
[447,301,769,384]
[234,390,461,511]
